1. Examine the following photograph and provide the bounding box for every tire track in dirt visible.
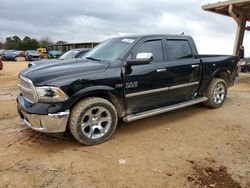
[0,86,19,101]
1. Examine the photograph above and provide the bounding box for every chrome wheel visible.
[213,83,226,104]
[81,106,112,140]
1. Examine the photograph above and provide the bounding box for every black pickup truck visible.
[17,35,240,145]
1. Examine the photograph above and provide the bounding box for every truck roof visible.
[117,34,193,40]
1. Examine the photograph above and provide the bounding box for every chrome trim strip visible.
[123,97,208,122]
[169,82,199,90]
[18,84,32,92]
[126,82,199,98]
[191,64,199,68]
[126,86,169,98]
[20,75,33,85]
[23,96,35,104]
[157,68,167,72]
[48,111,70,118]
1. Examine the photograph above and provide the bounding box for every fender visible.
[63,85,125,116]
[200,68,231,94]
[210,68,231,84]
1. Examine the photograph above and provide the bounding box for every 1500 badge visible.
[126,81,138,89]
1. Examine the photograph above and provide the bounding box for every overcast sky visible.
[0,0,249,55]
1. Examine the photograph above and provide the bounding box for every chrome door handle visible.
[191,64,199,68]
[157,68,167,72]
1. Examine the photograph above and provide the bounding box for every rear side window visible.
[133,40,163,63]
[166,40,193,61]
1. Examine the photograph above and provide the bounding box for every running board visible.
[123,97,208,122]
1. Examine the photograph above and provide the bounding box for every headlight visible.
[35,86,68,103]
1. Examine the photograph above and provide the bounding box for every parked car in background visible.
[0,49,4,58]
[15,50,26,58]
[2,50,17,61]
[28,48,90,67]
[240,58,250,72]
[25,50,41,61]
[48,50,61,59]
[60,48,90,59]
[0,57,2,70]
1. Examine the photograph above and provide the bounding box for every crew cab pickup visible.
[17,35,240,145]
[0,57,3,71]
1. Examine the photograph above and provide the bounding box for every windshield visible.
[59,49,80,60]
[82,38,135,62]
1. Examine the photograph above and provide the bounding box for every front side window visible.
[166,40,193,61]
[132,40,163,63]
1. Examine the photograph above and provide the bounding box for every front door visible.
[123,38,172,114]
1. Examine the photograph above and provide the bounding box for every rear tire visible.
[204,78,227,108]
[69,97,118,145]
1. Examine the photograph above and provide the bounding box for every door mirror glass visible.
[136,53,153,60]
[125,53,153,66]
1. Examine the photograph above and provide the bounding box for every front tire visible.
[69,97,118,145]
[204,78,227,108]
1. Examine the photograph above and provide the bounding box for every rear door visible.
[163,39,202,102]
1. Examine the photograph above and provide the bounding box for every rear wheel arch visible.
[200,69,230,96]
[204,78,227,108]
[215,71,230,86]
[212,69,230,87]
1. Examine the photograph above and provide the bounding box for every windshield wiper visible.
[85,57,101,61]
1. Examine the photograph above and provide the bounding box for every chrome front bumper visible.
[18,109,70,133]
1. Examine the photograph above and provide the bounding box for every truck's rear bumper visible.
[229,68,240,87]
[233,76,240,85]
[17,95,70,133]
[0,60,2,70]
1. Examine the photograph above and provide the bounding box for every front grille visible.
[20,78,32,89]
[19,76,35,103]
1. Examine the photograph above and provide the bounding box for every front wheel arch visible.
[65,88,125,118]
[69,97,118,145]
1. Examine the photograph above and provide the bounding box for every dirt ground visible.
[0,60,249,188]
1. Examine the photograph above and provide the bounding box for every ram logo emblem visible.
[126,81,138,89]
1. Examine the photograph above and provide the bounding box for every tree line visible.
[0,36,67,50]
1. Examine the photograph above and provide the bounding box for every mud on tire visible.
[69,97,118,145]
[204,78,227,108]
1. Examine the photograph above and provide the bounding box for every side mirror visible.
[125,53,153,66]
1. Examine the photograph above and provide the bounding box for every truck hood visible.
[20,59,110,86]
[29,58,62,66]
